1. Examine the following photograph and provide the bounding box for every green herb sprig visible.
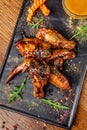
[28,18,44,29]
[42,98,69,109]
[70,24,87,40]
[8,78,27,103]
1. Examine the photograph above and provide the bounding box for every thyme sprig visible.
[8,78,27,103]
[28,18,44,29]
[42,98,69,109]
[70,24,87,40]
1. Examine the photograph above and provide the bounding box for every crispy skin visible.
[6,58,50,98]
[16,38,51,59]
[48,57,63,68]
[16,37,75,61]
[36,28,76,49]
[47,49,76,61]
[49,66,70,89]
[28,59,50,98]
[52,58,63,67]
[5,64,24,83]
[5,58,33,83]
[49,73,69,89]
[32,75,47,98]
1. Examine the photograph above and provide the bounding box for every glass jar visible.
[62,0,87,19]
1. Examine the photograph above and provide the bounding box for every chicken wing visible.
[49,66,70,89]
[16,38,51,59]
[36,28,76,49]
[29,59,50,98]
[6,58,50,98]
[5,58,33,83]
[47,49,76,61]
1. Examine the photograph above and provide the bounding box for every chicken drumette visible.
[16,38,51,59]
[49,66,70,90]
[36,28,76,50]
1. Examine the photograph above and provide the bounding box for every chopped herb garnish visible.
[8,78,27,103]
[28,18,44,29]
[42,98,69,109]
[70,24,87,40]
[28,22,39,29]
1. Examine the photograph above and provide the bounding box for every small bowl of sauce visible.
[62,0,87,19]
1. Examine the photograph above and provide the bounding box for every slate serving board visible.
[0,0,87,129]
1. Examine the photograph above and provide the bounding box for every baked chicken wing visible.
[47,49,76,61]
[49,66,70,89]
[36,28,76,50]
[29,59,50,98]
[6,58,50,98]
[16,38,51,59]
[6,58,33,83]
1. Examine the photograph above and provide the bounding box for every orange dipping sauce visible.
[62,0,87,19]
[65,0,87,16]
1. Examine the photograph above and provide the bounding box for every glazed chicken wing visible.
[16,38,51,59]
[6,58,50,98]
[28,59,50,98]
[49,66,70,89]
[6,58,33,83]
[36,28,76,50]
[47,49,76,61]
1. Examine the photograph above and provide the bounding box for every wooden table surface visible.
[0,0,87,130]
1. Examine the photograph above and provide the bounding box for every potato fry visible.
[40,4,50,16]
[34,0,50,16]
[27,0,46,22]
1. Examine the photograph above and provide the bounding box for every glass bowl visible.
[62,0,87,19]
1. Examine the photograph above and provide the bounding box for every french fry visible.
[34,0,50,16]
[40,4,50,16]
[27,0,46,22]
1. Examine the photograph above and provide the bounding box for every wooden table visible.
[0,0,87,130]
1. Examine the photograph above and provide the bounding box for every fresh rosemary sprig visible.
[42,98,69,109]
[28,18,44,29]
[70,24,87,40]
[8,78,27,103]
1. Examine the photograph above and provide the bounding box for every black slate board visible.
[0,0,87,129]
